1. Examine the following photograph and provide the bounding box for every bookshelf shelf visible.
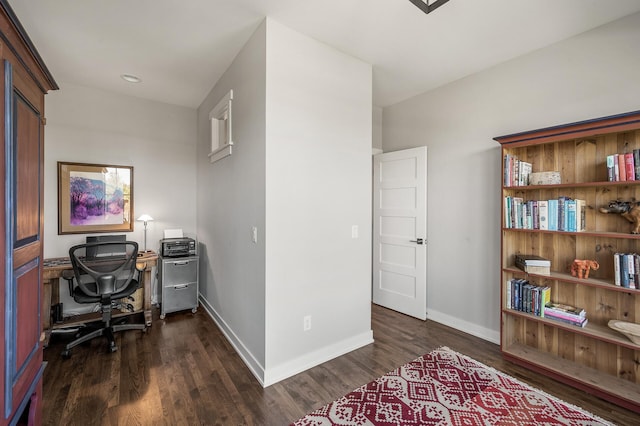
[502,228,640,239]
[503,265,640,293]
[502,308,640,350]
[502,343,640,412]
[496,110,640,413]
[503,180,640,191]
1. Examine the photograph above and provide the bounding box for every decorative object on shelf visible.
[529,171,561,185]
[608,320,640,345]
[570,259,599,279]
[136,214,154,252]
[599,200,640,234]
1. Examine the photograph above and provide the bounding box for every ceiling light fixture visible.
[121,73,142,83]
[409,0,451,14]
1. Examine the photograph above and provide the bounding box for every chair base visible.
[61,322,146,359]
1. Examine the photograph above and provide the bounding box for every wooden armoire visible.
[0,1,57,424]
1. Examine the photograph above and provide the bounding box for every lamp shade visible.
[136,214,154,222]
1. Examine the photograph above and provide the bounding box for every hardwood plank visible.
[42,305,640,425]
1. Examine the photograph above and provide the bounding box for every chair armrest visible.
[61,270,75,294]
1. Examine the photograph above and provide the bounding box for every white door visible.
[373,147,427,320]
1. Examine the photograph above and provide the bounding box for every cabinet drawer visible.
[162,282,198,314]
[161,258,198,286]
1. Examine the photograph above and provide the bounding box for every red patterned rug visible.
[291,346,611,426]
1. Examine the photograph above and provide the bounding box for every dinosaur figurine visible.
[599,200,640,234]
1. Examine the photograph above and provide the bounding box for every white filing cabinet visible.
[159,255,199,319]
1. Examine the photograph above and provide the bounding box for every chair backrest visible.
[68,241,139,297]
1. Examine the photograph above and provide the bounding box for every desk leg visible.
[42,279,52,332]
[143,268,152,326]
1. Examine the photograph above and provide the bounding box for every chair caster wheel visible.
[160,314,165,320]
[191,308,197,314]
[109,343,118,353]
[61,350,71,359]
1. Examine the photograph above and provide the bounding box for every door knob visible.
[410,238,425,245]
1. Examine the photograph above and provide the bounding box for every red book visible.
[618,154,627,181]
[625,152,635,181]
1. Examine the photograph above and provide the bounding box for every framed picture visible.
[58,162,134,234]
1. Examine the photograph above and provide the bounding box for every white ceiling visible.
[9,0,640,109]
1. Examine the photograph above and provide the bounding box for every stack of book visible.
[543,302,588,327]
[606,151,640,182]
[613,253,639,289]
[506,278,550,316]
[503,154,532,187]
[514,254,551,275]
[504,196,586,232]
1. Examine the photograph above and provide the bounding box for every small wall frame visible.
[209,89,233,163]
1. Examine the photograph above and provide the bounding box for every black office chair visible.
[60,241,146,358]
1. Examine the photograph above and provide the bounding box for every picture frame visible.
[58,161,134,234]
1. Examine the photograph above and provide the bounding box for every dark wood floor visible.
[42,304,639,425]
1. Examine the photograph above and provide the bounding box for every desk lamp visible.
[136,214,154,252]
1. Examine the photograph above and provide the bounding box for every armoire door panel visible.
[15,94,41,245]
[16,262,40,368]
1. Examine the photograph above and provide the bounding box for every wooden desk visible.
[42,252,158,337]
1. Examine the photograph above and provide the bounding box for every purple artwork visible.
[69,169,127,226]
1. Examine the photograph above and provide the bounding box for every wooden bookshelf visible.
[495,110,640,413]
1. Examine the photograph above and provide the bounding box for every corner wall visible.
[382,12,640,343]
[196,21,268,377]
[196,18,373,386]
[263,19,373,384]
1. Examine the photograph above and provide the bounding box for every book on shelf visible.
[506,278,550,317]
[614,253,639,289]
[606,151,640,181]
[519,161,532,186]
[575,199,586,232]
[618,154,627,181]
[544,312,588,328]
[544,302,585,318]
[515,254,551,267]
[547,199,558,231]
[503,155,533,187]
[522,265,551,275]
[538,200,548,230]
[625,152,635,181]
[607,154,615,181]
[565,199,576,232]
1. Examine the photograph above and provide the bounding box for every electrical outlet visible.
[351,225,358,238]
[303,315,311,331]
[251,226,258,243]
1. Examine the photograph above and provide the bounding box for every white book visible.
[614,253,621,286]
[538,200,548,230]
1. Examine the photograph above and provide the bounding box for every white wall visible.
[196,21,268,376]
[44,83,197,258]
[382,12,640,343]
[196,19,373,386]
[263,19,373,384]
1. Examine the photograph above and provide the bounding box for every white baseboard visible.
[198,296,267,386]
[427,308,500,344]
[199,295,374,387]
[263,330,374,387]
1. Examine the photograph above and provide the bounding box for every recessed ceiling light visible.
[121,74,142,83]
